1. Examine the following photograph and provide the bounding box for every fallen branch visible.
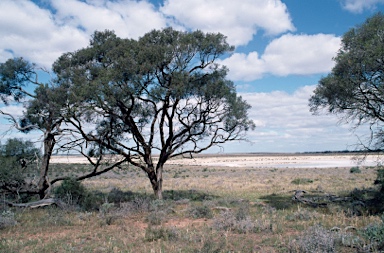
[4,198,65,209]
[292,189,365,209]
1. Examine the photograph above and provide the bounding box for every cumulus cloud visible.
[0,0,337,80]
[220,33,341,81]
[0,1,88,67]
[160,0,295,46]
[341,0,384,13]
[51,0,166,39]
[0,0,167,68]
[263,33,341,76]
[238,86,360,152]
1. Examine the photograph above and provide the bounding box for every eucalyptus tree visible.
[310,13,384,151]
[0,57,128,200]
[54,28,255,199]
[0,57,68,198]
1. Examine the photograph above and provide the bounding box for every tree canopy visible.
[0,57,130,199]
[310,13,384,150]
[54,28,255,199]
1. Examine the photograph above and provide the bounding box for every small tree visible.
[309,13,384,210]
[0,58,126,200]
[0,138,40,199]
[54,28,255,199]
[309,13,384,151]
[0,58,63,198]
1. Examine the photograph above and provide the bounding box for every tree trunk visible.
[37,132,55,199]
[148,166,163,200]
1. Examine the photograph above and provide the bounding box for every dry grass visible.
[0,154,382,252]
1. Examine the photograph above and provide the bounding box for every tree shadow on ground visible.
[260,193,296,210]
[163,189,216,201]
[105,188,216,203]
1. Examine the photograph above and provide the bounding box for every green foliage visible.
[0,156,23,190]
[163,189,215,201]
[0,57,35,104]
[53,27,255,199]
[359,222,384,251]
[0,138,40,196]
[374,168,384,188]
[350,166,361,174]
[82,191,105,211]
[54,179,105,211]
[373,168,384,212]
[0,138,40,162]
[310,13,384,150]
[54,178,87,206]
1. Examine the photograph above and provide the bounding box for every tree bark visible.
[37,132,56,199]
[148,167,163,200]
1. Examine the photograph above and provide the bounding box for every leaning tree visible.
[0,58,66,199]
[54,28,255,199]
[310,13,384,151]
[0,57,127,200]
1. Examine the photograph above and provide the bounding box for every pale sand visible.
[50,153,382,168]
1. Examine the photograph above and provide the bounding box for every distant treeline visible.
[301,150,383,154]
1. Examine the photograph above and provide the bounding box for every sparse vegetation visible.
[0,157,382,252]
[188,203,213,219]
[289,225,337,253]
[291,178,314,185]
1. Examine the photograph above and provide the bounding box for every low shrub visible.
[350,167,361,174]
[0,210,16,229]
[212,210,256,234]
[291,178,313,185]
[81,191,105,211]
[235,201,250,221]
[359,222,384,251]
[144,225,179,242]
[288,225,336,253]
[54,178,87,206]
[188,204,213,219]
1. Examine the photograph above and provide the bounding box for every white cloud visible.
[220,52,265,81]
[0,0,167,68]
[238,86,361,152]
[263,33,341,76]
[221,34,341,81]
[0,1,89,68]
[0,85,367,153]
[160,0,295,46]
[51,0,166,39]
[341,0,384,13]
[0,0,337,80]
[0,105,25,117]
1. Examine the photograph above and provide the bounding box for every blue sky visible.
[1,0,384,153]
